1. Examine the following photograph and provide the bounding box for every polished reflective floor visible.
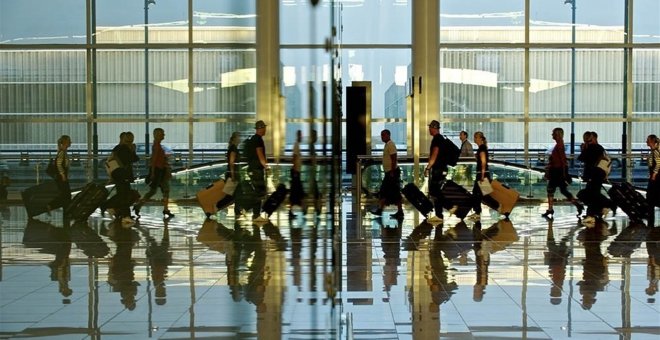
[1,197,659,339]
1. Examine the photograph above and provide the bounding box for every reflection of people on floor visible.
[434,221,474,261]
[472,221,489,302]
[403,221,434,251]
[146,222,171,305]
[48,228,73,303]
[406,221,441,339]
[544,220,570,305]
[429,227,458,306]
[646,227,660,302]
[107,221,140,310]
[381,224,402,291]
[577,222,610,310]
[244,225,266,308]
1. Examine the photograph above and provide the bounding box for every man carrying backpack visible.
[243,120,270,221]
[424,120,459,223]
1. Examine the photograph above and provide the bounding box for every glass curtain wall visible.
[438,0,659,185]
[0,0,256,185]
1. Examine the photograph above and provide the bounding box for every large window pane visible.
[96,49,188,117]
[280,0,331,45]
[440,0,524,43]
[633,49,660,118]
[633,0,660,43]
[192,49,256,148]
[338,0,411,45]
[530,49,624,118]
[530,0,625,44]
[340,48,410,150]
[440,49,523,120]
[0,0,86,44]
[96,0,188,44]
[0,50,86,148]
[193,0,255,44]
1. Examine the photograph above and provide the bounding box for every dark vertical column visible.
[345,86,367,174]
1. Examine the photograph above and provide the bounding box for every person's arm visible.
[56,151,67,181]
[425,146,439,176]
[651,149,660,181]
[256,146,268,169]
[228,150,237,177]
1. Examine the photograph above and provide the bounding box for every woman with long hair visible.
[54,135,72,212]
[468,131,498,220]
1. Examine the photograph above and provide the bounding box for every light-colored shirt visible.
[460,139,474,158]
[650,145,660,175]
[382,140,397,172]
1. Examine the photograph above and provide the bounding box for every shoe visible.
[371,208,383,216]
[427,215,444,224]
[467,213,481,221]
[390,210,404,220]
[121,217,135,227]
[133,205,141,218]
[100,207,106,217]
[575,202,584,216]
[163,210,174,220]
[448,205,458,215]
[611,204,617,216]
[541,209,554,219]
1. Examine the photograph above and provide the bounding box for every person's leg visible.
[161,179,173,219]
[429,170,445,219]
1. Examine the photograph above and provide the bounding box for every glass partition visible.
[0,0,86,44]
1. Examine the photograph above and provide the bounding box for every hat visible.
[428,120,440,129]
[255,120,267,129]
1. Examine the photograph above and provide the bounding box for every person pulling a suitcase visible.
[371,129,404,220]
[646,134,660,227]
[424,120,448,223]
[541,127,584,219]
[53,135,72,217]
[105,132,140,227]
[289,130,306,218]
[468,131,499,221]
[216,131,242,214]
[134,128,174,220]
[577,131,610,226]
[244,120,270,221]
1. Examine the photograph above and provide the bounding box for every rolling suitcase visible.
[607,182,649,222]
[486,180,520,217]
[262,184,289,217]
[439,180,473,219]
[21,181,63,217]
[67,183,110,222]
[196,179,226,218]
[401,183,433,217]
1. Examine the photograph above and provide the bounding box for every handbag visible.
[477,178,493,195]
[46,158,59,179]
[223,177,238,196]
[596,153,611,177]
[104,152,122,177]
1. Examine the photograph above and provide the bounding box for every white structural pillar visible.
[256,0,282,160]
[412,0,440,158]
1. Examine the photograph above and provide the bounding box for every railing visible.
[355,154,651,213]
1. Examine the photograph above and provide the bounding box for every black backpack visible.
[440,135,460,166]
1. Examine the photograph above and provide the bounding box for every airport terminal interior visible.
[1,0,660,339]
